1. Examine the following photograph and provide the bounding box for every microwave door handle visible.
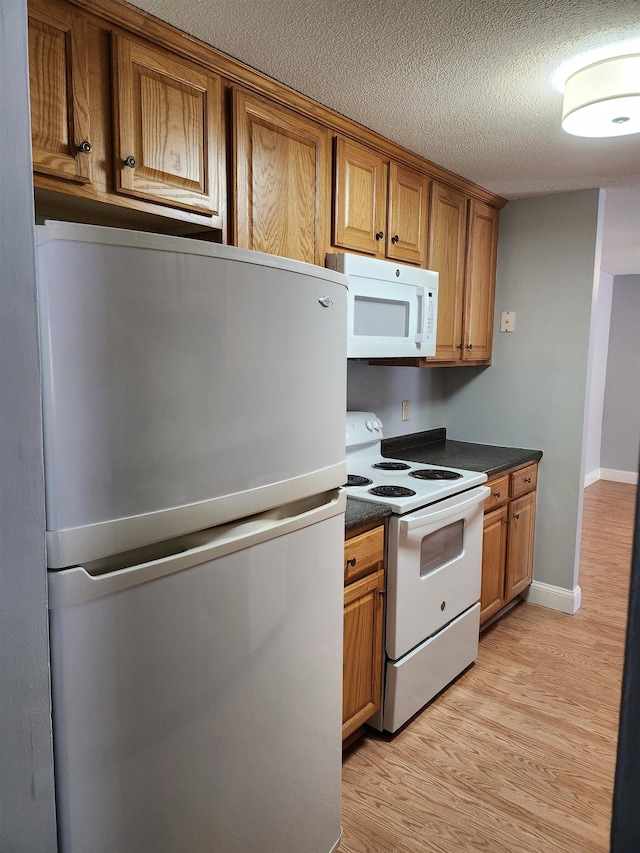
[414,285,427,343]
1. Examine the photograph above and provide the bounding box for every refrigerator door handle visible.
[48,489,346,609]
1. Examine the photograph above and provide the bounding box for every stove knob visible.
[375,418,383,431]
[365,418,375,431]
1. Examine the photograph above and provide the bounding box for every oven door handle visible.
[399,485,490,533]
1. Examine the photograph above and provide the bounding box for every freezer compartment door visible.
[36,222,348,566]
[49,496,344,853]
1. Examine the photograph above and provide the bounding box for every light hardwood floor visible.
[340,480,637,853]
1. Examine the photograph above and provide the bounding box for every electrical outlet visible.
[402,400,410,421]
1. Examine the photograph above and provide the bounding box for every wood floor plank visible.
[340,480,637,853]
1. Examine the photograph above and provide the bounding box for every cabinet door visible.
[426,182,467,362]
[343,569,384,739]
[505,490,536,600]
[387,163,429,266]
[28,0,92,184]
[480,505,508,624]
[113,35,224,221]
[462,200,499,362]
[333,137,387,256]
[233,89,330,265]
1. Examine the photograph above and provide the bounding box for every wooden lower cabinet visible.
[343,525,385,740]
[480,462,538,625]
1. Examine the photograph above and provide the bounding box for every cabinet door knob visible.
[456,343,463,350]
[375,231,384,241]
[466,343,473,350]
[524,477,532,483]
[493,491,501,498]
[346,557,356,567]
[123,155,137,168]
[391,234,399,244]
[513,513,520,520]
[78,140,92,154]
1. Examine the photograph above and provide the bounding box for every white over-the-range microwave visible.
[325,252,438,359]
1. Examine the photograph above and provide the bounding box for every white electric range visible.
[345,412,490,732]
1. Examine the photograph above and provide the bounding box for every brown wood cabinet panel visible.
[426,182,467,361]
[343,568,385,740]
[28,0,92,184]
[333,137,387,257]
[506,490,536,600]
[233,89,330,265]
[481,462,538,626]
[510,463,538,499]
[113,35,224,220]
[462,200,499,362]
[481,505,508,623]
[344,525,384,584]
[484,473,510,513]
[386,163,429,266]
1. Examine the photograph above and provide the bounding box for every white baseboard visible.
[522,581,582,615]
[584,469,600,487]
[583,468,638,487]
[600,468,638,485]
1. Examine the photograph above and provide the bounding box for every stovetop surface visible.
[345,443,487,514]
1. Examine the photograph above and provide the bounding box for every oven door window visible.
[420,519,464,577]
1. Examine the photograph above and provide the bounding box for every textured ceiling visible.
[130,0,640,273]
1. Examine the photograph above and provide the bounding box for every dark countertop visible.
[345,497,392,534]
[381,427,543,478]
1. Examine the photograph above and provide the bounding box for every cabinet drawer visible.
[344,526,384,584]
[510,463,538,499]
[484,474,510,512]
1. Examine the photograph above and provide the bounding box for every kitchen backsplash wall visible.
[347,361,447,436]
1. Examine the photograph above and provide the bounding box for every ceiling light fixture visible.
[561,53,640,137]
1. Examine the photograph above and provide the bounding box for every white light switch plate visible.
[500,311,516,332]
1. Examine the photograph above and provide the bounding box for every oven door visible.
[386,485,490,661]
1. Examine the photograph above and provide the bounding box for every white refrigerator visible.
[36,222,348,853]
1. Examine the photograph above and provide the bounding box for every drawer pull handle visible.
[346,557,357,567]
[493,491,501,498]
[524,477,532,483]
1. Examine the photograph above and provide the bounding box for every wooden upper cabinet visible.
[387,163,429,266]
[28,0,92,184]
[112,35,224,221]
[462,200,499,362]
[233,89,330,265]
[333,137,429,265]
[427,181,467,361]
[333,137,387,257]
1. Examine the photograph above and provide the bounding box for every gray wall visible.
[0,1,58,849]
[443,190,602,591]
[601,275,640,475]
[347,361,448,436]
